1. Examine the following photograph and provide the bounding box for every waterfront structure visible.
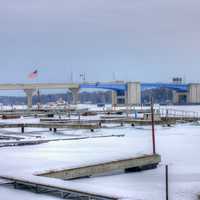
[0,82,199,107]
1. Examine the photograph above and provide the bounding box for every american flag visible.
[28,70,38,79]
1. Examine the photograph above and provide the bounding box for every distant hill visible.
[0,89,174,105]
[0,91,112,105]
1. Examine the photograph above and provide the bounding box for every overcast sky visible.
[1,0,200,85]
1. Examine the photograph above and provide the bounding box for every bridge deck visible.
[0,83,79,90]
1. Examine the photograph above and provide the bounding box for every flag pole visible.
[37,89,41,109]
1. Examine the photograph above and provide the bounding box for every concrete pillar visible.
[173,91,188,105]
[188,83,200,104]
[112,90,126,106]
[172,91,179,104]
[111,91,117,106]
[70,88,80,105]
[125,82,141,106]
[24,89,36,109]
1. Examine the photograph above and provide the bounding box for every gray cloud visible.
[0,0,200,85]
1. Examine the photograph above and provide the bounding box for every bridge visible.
[80,82,188,92]
[80,82,191,105]
[141,83,188,92]
[0,83,79,108]
[0,82,198,107]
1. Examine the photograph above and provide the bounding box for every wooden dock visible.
[0,154,161,199]
[0,178,13,185]
[0,134,124,148]
[40,117,175,126]
[0,107,199,124]
[0,175,119,200]
[161,116,200,122]
[38,154,161,180]
[0,122,100,132]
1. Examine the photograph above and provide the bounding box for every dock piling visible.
[21,125,24,134]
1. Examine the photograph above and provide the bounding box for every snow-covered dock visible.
[39,154,161,180]
[0,122,100,132]
[0,175,119,200]
[0,178,13,185]
[0,134,124,147]
[40,117,174,126]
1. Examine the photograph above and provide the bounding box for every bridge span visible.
[80,82,197,106]
[0,82,199,107]
[0,83,79,108]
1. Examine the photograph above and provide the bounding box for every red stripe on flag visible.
[28,70,38,79]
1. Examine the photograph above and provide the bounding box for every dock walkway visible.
[0,154,161,200]
[0,122,99,132]
[40,118,174,126]
[39,154,161,180]
[0,175,119,200]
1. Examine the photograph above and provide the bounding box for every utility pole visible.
[165,165,169,200]
[151,97,156,154]
[70,72,74,83]
[112,72,116,81]
[80,73,86,82]
[83,73,86,82]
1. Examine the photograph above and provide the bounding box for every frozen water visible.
[0,105,200,199]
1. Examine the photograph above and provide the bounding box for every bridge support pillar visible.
[187,83,200,104]
[172,91,188,104]
[172,91,179,104]
[111,91,117,106]
[125,82,141,106]
[24,89,36,109]
[112,90,126,106]
[70,88,80,105]
[112,82,141,106]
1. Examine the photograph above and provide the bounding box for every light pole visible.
[80,73,86,82]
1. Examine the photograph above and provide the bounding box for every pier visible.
[0,154,161,200]
[0,122,100,133]
[0,175,119,200]
[39,154,161,180]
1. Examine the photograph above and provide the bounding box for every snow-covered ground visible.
[0,105,200,200]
